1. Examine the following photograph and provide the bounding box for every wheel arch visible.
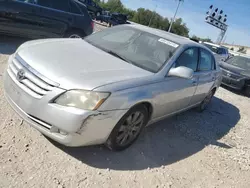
[64,27,86,38]
[128,101,154,123]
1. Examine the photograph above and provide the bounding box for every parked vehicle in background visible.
[96,12,128,27]
[202,42,230,62]
[220,55,250,96]
[77,0,102,16]
[4,25,222,151]
[0,0,94,39]
[96,10,111,23]
[109,13,128,26]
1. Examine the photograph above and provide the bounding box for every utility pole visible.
[148,4,157,27]
[168,0,183,32]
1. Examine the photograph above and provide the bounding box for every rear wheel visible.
[198,89,215,112]
[64,30,85,39]
[106,105,148,151]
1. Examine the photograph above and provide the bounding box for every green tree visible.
[96,0,190,37]
[104,0,124,13]
[122,8,136,20]
[132,8,169,30]
[191,35,212,43]
[170,18,189,37]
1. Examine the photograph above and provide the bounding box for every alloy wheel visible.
[116,111,144,146]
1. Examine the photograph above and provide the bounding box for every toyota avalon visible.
[4,25,222,151]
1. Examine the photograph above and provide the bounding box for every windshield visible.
[226,56,250,70]
[84,26,178,73]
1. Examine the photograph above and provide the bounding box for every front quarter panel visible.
[97,84,155,111]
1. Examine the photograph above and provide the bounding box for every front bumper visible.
[3,67,127,147]
[222,76,245,90]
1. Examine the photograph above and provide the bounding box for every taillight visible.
[91,21,94,30]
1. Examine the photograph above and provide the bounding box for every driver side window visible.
[175,47,199,71]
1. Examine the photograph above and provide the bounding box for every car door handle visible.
[212,77,215,81]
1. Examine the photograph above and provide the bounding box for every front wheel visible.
[244,86,250,97]
[197,90,215,112]
[106,105,148,151]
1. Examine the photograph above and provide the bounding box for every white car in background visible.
[202,42,230,62]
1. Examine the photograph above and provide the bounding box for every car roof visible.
[125,24,202,47]
[203,42,228,50]
[203,42,220,47]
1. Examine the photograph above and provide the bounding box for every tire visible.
[244,86,250,97]
[197,89,215,112]
[106,105,149,151]
[64,30,85,39]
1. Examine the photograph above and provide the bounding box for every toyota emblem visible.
[16,69,25,82]
[227,72,231,77]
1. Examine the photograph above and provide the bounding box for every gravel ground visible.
[1,25,250,188]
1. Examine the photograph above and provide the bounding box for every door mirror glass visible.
[168,66,194,79]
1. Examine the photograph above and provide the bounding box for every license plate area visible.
[222,76,231,84]
[8,81,22,104]
[5,72,33,110]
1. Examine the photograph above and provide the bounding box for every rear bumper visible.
[3,67,127,147]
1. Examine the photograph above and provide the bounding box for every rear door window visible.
[69,1,81,14]
[199,48,214,71]
[175,48,199,72]
[50,0,70,12]
[37,0,52,8]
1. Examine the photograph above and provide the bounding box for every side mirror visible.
[168,66,194,79]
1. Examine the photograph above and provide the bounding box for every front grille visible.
[8,54,58,99]
[221,69,242,80]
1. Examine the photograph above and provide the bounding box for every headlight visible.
[54,90,110,111]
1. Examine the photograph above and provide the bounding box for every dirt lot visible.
[1,26,250,188]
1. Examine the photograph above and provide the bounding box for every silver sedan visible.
[3,25,222,151]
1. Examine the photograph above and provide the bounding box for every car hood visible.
[219,61,249,76]
[17,39,153,90]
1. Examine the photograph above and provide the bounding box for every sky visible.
[119,0,250,47]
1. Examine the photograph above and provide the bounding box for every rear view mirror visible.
[168,66,194,79]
